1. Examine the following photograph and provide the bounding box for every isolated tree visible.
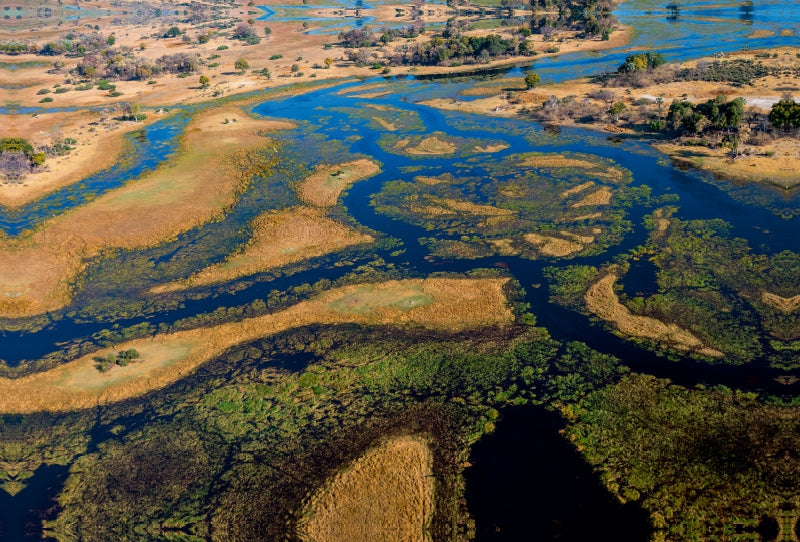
[524,72,540,89]
[608,101,627,122]
[199,75,210,87]
[324,57,334,69]
[769,98,800,131]
[234,57,249,74]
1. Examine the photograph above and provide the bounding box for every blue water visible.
[0,114,188,236]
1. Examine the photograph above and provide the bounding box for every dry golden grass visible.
[656,140,800,188]
[489,238,519,256]
[298,435,433,542]
[412,197,514,218]
[560,181,595,198]
[761,292,800,314]
[523,232,584,257]
[298,160,381,208]
[571,187,613,208]
[399,136,457,155]
[585,268,723,358]
[569,212,603,221]
[414,174,454,186]
[474,144,510,153]
[152,207,374,293]
[0,277,514,413]
[0,108,292,317]
[372,117,397,131]
[0,110,144,208]
[523,156,599,169]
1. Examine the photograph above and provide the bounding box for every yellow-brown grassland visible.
[0,277,514,413]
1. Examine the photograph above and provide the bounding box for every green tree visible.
[234,57,249,74]
[769,98,800,131]
[608,101,627,122]
[199,75,210,88]
[524,72,540,89]
[324,57,334,69]
[106,34,115,46]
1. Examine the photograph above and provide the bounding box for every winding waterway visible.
[4,2,800,538]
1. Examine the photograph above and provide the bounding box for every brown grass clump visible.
[0,108,292,317]
[523,233,584,257]
[298,436,434,542]
[571,187,613,207]
[298,160,381,207]
[0,277,513,413]
[152,207,374,293]
[585,269,723,358]
[761,292,800,314]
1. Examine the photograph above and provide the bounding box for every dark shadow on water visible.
[0,464,68,541]
[465,405,652,541]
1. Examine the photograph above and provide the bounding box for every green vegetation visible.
[665,95,744,136]
[548,214,800,367]
[769,97,800,131]
[569,374,796,538]
[48,323,592,540]
[372,151,650,261]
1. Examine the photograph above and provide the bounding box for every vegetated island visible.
[0,277,514,413]
[0,0,628,204]
[424,46,800,188]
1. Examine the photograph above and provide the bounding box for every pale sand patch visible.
[299,436,433,542]
[152,207,374,293]
[0,108,293,317]
[761,292,800,314]
[298,159,381,207]
[780,29,796,36]
[523,233,584,257]
[585,269,723,358]
[571,187,613,208]
[0,277,513,413]
[401,136,456,155]
[474,143,510,153]
[748,29,775,38]
[560,181,595,198]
